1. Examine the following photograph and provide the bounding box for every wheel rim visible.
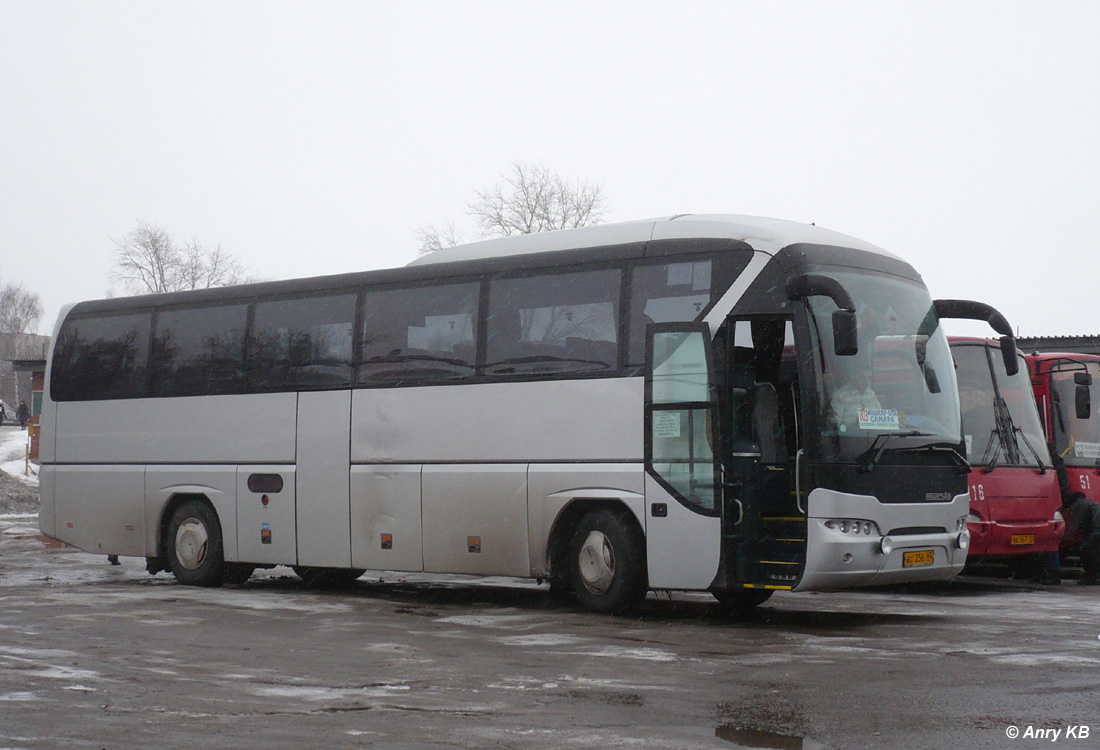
[175,517,209,570]
[577,530,616,595]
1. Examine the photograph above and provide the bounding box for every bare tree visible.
[110,220,248,295]
[418,161,607,254]
[0,279,44,336]
[415,221,466,254]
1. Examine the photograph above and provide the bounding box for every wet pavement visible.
[2,511,1099,750]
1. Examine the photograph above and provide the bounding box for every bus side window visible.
[50,312,152,401]
[151,304,248,397]
[485,268,620,376]
[248,293,356,390]
[358,282,479,386]
[627,260,713,370]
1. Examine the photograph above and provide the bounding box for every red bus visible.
[1026,352,1100,548]
[950,338,1063,560]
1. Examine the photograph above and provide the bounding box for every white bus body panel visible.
[644,474,722,590]
[527,464,646,578]
[236,465,297,565]
[350,379,643,463]
[797,488,970,590]
[422,464,529,576]
[146,466,238,560]
[350,464,423,572]
[52,393,298,464]
[39,466,56,539]
[294,391,352,569]
[53,465,145,557]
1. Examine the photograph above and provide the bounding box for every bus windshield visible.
[807,270,961,461]
[1051,360,1100,467]
[955,344,1049,468]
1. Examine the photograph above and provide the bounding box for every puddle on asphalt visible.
[716,725,832,749]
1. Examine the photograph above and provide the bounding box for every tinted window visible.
[953,344,998,462]
[359,282,479,385]
[628,259,717,367]
[486,268,620,377]
[152,304,248,396]
[249,294,356,390]
[50,312,151,401]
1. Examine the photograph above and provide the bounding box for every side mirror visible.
[1074,372,1093,386]
[832,309,858,356]
[1076,384,1091,420]
[924,364,942,394]
[998,335,1019,377]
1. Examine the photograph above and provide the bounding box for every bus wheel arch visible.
[549,500,648,613]
[163,494,226,587]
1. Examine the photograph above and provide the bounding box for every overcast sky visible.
[2,1,1098,339]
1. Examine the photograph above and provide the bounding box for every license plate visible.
[1010,534,1036,546]
[903,549,935,567]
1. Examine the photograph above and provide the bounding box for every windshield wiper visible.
[979,431,1002,474]
[867,441,971,475]
[858,431,936,473]
[924,445,972,474]
[1013,427,1048,473]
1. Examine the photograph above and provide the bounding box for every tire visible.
[712,588,773,613]
[569,508,647,614]
[225,563,256,585]
[166,499,225,587]
[293,566,365,588]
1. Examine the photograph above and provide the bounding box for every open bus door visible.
[644,323,723,591]
[719,318,804,595]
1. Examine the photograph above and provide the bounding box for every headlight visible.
[824,519,879,536]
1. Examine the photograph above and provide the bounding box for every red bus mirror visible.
[1077,381,1092,420]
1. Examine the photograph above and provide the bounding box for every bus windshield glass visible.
[1051,360,1100,467]
[955,345,1049,468]
[807,270,961,461]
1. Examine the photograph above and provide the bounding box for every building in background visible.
[1,333,50,412]
[1018,336,1100,356]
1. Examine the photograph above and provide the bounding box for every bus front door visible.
[644,323,723,590]
[722,319,804,590]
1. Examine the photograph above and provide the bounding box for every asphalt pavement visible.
[2,510,1099,750]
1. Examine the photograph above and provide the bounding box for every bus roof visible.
[408,214,900,267]
[61,214,903,319]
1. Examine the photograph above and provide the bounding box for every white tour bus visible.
[39,215,977,612]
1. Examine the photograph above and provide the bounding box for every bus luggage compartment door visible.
[237,466,297,565]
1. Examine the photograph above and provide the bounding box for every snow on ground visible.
[0,426,38,489]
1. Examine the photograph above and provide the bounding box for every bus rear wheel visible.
[569,509,647,614]
[167,499,225,587]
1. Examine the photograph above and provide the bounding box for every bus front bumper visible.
[967,519,1064,558]
[794,489,971,592]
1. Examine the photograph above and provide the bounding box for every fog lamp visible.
[880,536,894,555]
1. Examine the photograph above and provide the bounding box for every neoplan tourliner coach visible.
[40,215,980,612]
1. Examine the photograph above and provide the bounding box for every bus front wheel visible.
[569,509,647,614]
[166,499,225,587]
